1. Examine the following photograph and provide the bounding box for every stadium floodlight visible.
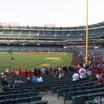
[85,0,89,64]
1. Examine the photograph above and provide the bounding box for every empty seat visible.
[35,101,48,104]
[3,94,15,99]
[15,93,27,98]
[14,97,29,104]
[0,99,14,104]
[27,92,39,97]
[28,96,42,103]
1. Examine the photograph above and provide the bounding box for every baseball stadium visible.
[0,0,104,104]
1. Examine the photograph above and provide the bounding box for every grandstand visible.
[0,22,104,48]
[0,21,104,104]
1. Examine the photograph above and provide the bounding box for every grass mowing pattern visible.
[0,52,73,71]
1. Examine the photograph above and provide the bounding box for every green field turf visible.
[0,52,73,71]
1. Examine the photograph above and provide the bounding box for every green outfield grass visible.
[0,52,73,71]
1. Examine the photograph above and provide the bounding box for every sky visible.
[0,0,104,27]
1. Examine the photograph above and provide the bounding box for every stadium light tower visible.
[85,0,89,64]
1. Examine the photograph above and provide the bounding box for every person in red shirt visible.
[19,69,25,76]
[25,70,29,76]
[96,68,102,75]
[98,70,104,84]
[29,70,34,76]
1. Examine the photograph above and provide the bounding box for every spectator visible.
[15,69,19,75]
[29,70,34,76]
[96,70,104,84]
[86,65,92,76]
[40,67,45,74]
[72,72,79,81]
[37,76,43,82]
[14,78,23,87]
[58,68,64,78]
[31,76,38,83]
[27,77,31,84]
[79,64,87,79]
[1,74,9,86]
[25,70,29,76]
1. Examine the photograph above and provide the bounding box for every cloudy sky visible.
[0,0,104,27]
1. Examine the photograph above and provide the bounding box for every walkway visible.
[41,91,72,104]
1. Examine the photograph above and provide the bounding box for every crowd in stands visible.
[12,66,68,79]
[89,52,104,84]
[71,50,104,85]
[0,66,69,89]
